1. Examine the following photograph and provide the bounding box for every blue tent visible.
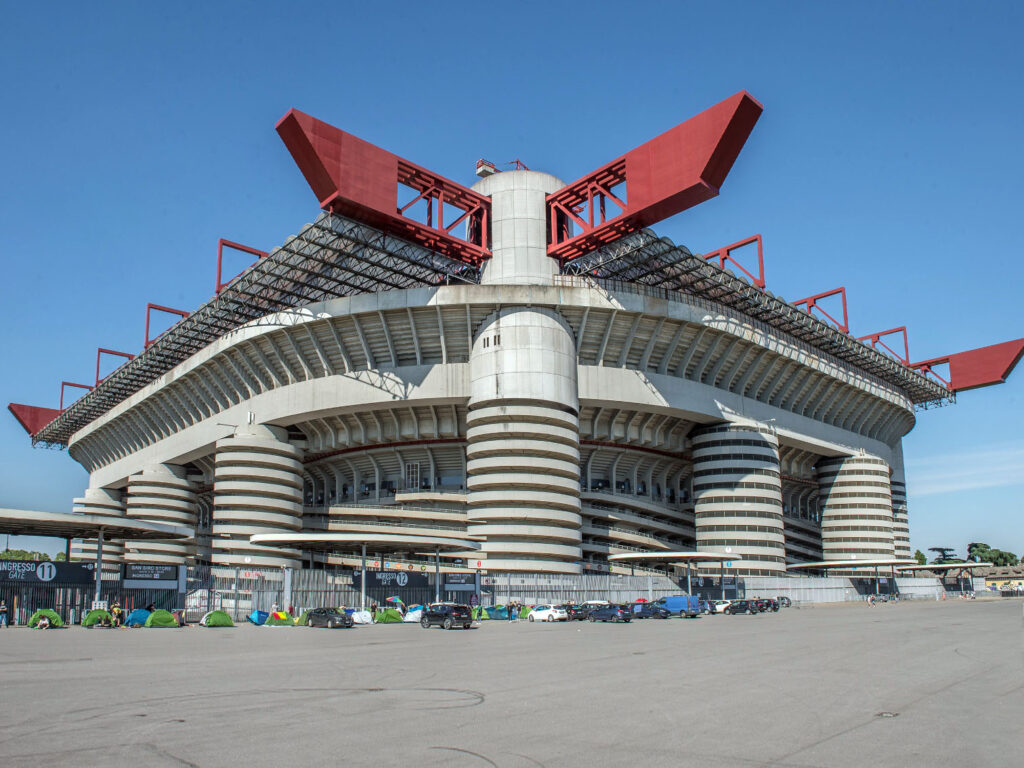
[247,609,269,626]
[126,608,151,627]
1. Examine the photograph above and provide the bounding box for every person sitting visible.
[110,602,124,628]
[36,616,51,630]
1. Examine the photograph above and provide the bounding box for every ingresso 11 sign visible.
[0,561,95,584]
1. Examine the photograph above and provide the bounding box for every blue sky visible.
[1,2,1021,559]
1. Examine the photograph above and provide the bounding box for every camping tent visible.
[403,608,423,622]
[351,610,372,624]
[519,605,532,619]
[144,609,179,628]
[199,610,234,627]
[83,608,113,627]
[247,610,269,625]
[472,606,489,620]
[125,608,151,627]
[28,608,63,628]
[373,607,404,623]
[264,611,294,626]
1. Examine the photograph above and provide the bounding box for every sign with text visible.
[0,560,94,584]
[123,564,178,581]
[352,571,430,590]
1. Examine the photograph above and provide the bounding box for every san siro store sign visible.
[0,560,95,584]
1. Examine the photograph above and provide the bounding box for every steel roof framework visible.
[561,229,952,407]
[33,215,950,449]
[32,213,480,447]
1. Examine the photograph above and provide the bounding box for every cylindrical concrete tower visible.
[70,487,126,573]
[124,464,197,564]
[213,424,303,568]
[817,454,894,562]
[472,170,564,286]
[465,170,582,574]
[691,423,786,576]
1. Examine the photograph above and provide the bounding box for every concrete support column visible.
[817,454,895,566]
[890,478,910,560]
[691,423,786,576]
[124,464,197,564]
[466,306,583,574]
[70,487,126,574]
[213,424,303,568]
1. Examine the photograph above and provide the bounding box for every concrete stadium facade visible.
[59,168,927,578]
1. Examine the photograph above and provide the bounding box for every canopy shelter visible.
[250,532,479,609]
[0,507,193,604]
[608,551,735,594]
[787,558,919,593]
[896,561,992,591]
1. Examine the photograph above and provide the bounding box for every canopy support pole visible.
[360,543,367,611]
[686,561,693,595]
[434,547,441,603]
[94,528,105,605]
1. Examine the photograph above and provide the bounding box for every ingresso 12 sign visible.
[352,571,430,589]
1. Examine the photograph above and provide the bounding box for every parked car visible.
[653,595,701,618]
[631,602,672,619]
[528,605,568,622]
[698,599,713,615]
[565,605,592,621]
[588,605,632,623]
[420,603,474,629]
[723,600,760,615]
[306,607,354,628]
[777,596,792,608]
[711,600,733,614]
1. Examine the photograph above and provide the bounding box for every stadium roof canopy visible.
[0,507,193,541]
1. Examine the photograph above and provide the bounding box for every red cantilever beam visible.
[912,338,1024,393]
[60,381,93,410]
[793,287,849,334]
[858,327,910,365]
[7,403,63,437]
[703,234,765,289]
[216,239,268,295]
[276,109,491,266]
[145,304,190,349]
[548,91,763,262]
[96,348,135,386]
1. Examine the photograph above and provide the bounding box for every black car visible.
[631,602,672,619]
[565,605,592,621]
[588,605,632,623]
[420,603,474,630]
[306,607,354,628]
[723,600,760,615]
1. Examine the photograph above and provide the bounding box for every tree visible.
[914,549,927,565]
[929,547,961,564]
[0,549,52,561]
[967,542,1018,567]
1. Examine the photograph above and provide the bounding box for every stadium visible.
[8,91,1023,588]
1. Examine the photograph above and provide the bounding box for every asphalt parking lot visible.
[0,599,1020,767]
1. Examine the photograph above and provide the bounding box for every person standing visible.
[0,600,7,628]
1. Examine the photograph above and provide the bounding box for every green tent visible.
[83,608,113,627]
[144,609,179,628]
[28,608,63,628]
[519,605,532,619]
[373,607,404,623]
[264,611,295,626]
[199,610,234,627]
[295,610,311,626]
